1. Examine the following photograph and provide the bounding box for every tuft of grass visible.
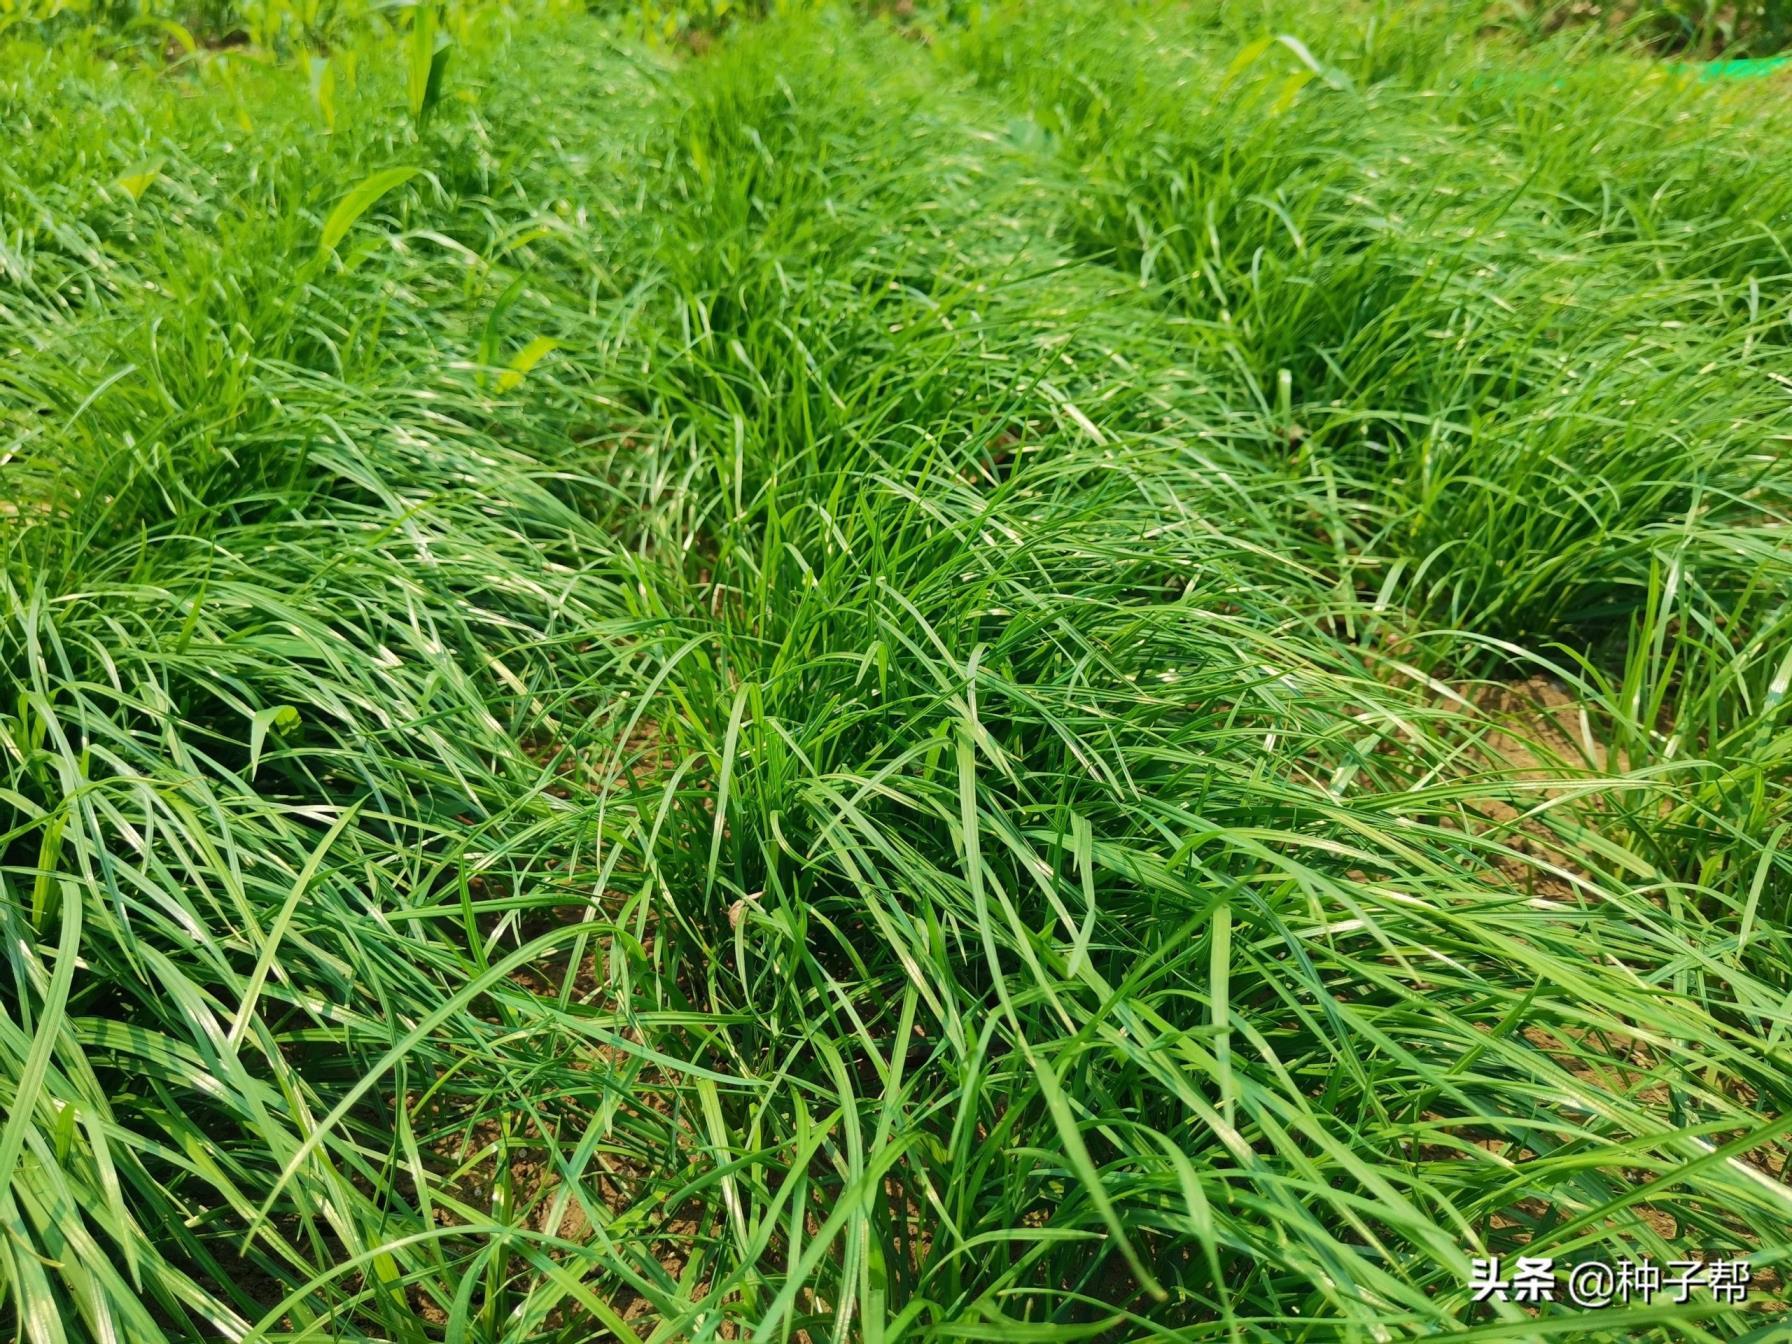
[2,2,1790,1341]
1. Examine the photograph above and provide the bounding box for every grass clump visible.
[2,2,1790,1341]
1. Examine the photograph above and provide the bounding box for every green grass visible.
[2,2,1791,1340]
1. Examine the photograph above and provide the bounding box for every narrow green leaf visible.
[225,803,360,1051]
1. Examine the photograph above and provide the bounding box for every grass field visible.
[3,1,1792,1340]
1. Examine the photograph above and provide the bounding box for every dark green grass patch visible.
[3,4,1790,1341]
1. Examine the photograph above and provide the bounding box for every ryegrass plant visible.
[2,3,1790,1341]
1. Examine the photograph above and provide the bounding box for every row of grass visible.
[3,2,1790,1340]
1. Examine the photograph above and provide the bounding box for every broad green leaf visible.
[495,336,559,392]
[318,165,418,254]
[247,704,299,780]
[29,811,64,930]
[1221,36,1273,87]
[1270,68,1316,116]
[308,55,336,130]
[406,4,451,127]
[151,17,197,53]
[115,165,161,201]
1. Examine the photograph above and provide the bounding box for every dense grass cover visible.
[3,3,1791,1340]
